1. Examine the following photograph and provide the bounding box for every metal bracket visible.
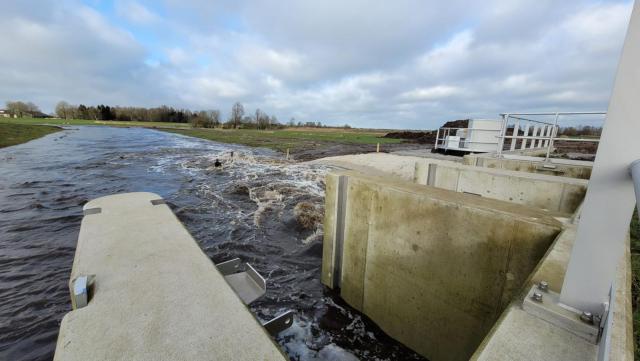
[522,283,601,343]
[216,259,266,305]
[216,258,242,276]
[262,310,295,336]
[70,274,95,309]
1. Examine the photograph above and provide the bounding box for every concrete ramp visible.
[54,192,285,361]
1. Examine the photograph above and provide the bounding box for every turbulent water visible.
[0,126,423,361]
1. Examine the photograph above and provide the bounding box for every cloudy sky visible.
[0,0,633,129]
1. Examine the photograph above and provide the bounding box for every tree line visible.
[54,101,287,129]
[557,125,602,137]
[5,100,348,129]
[4,101,47,118]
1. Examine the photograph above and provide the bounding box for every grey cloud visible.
[0,0,633,129]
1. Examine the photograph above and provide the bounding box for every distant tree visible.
[288,118,295,127]
[25,102,40,114]
[55,101,72,119]
[255,108,270,130]
[97,104,114,120]
[209,109,221,127]
[6,101,31,117]
[77,104,89,119]
[230,102,244,129]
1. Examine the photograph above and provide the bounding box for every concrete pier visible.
[54,192,285,361]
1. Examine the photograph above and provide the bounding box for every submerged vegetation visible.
[0,123,60,148]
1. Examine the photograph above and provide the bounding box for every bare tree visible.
[209,109,221,127]
[255,108,268,130]
[55,101,71,119]
[6,101,32,117]
[230,102,244,129]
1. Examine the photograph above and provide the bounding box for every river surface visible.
[0,126,423,361]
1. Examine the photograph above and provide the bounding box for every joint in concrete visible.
[332,175,349,289]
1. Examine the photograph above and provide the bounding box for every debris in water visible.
[294,202,323,230]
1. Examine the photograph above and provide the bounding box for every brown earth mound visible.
[383,131,436,144]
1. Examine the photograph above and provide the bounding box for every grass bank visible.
[163,127,401,153]
[0,123,61,148]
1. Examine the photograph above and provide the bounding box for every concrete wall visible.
[415,161,588,214]
[314,153,587,214]
[322,171,563,361]
[472,225,634,360]
[464,154,593,179]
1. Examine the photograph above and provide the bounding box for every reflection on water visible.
[0,126,423,361]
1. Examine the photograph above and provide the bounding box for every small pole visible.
[286,148,290,160]
[376,143,380,153]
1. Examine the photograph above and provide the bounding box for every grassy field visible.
[1,118,398,152]
[0,123,61,148]
[1,117,192,129]
[163,127,401,152]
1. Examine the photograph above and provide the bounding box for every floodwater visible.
[0,126,423,361]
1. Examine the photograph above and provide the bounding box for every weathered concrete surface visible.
[464,153,593,179]
[314,153,587,214]
[472,225,634,360]
[322,171,563,361]
[418,162,587,213]
[312,153,461,181]
[54,192,285,361]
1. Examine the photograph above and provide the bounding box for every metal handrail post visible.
[497,113,509,156]
[544,112,560,162]
[510,119,520,151]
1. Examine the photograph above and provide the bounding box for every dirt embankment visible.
[383,131,436,144]
[290,142,426,162]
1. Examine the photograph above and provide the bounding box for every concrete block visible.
[322,171,563,361]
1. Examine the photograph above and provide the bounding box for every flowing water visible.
[0,126,423,361]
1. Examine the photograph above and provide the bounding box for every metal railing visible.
[496,112,606,161]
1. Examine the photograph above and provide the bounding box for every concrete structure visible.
[315,153,587,214]
[464,153,593,179]
[54,192,286,361]
[419,163,586,214]
[435,119,502,153]
[472,225,633,360]
[322,171,564,361]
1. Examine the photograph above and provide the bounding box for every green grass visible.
[631,209,640,359]
[163,127,401,152]
[1,117,192,129]
[0,123,61,148]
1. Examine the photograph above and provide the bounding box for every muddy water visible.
[0,126,423,361]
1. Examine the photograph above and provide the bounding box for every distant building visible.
[0,109,11,118]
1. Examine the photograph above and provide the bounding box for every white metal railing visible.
[496,112,606,161]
